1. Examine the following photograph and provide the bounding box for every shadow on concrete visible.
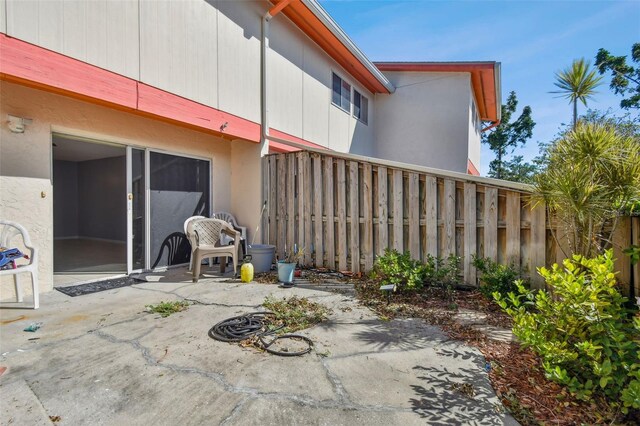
[409,364,506,425]
[318,318,449,351]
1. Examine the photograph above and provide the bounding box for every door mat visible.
[55,276,145,297]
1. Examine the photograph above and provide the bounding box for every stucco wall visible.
[230,141,264,246]
[0,176,53,302]
[0,81,250,300]
[373,71,472,173]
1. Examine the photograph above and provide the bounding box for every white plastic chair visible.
[211,212,247,246]
[0,220,39,309]
[184,215,207,271]
[186,218,240,282]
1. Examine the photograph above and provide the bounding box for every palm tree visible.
[551,58,603,128]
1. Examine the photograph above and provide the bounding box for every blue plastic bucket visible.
[277,261,296,284]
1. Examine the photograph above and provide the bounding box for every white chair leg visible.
[14,273,24,303]
[31,270,39,309]
[193,254,202,283]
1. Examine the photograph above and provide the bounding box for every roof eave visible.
[300,0,395,94]
[374,61,501,121]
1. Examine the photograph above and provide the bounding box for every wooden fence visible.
[262,150,639,296]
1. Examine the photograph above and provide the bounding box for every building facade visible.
[0,0,500,300]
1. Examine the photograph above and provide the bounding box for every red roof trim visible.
[467,159,480,176]
[268,129,329,153]
[0,34,261,143]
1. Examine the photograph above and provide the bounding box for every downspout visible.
[260,1,294,245]
[481,120,500,132]
[261,0,294,156]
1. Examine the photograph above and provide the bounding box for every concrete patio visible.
[0,269,517,425]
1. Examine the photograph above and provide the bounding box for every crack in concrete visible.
[90,328,414,414]
[319,356,351,405]
[219,397,250,426]
[129,285,261,309]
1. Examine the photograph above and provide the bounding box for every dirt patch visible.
[0,315,27,325]
[62,314,89,324]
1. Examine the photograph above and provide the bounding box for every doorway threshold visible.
[54,273,127,288]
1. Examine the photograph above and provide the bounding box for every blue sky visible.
[319,0,640,175]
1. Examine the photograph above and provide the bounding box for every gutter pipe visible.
[481,120,500,132]
[261,0,294,155]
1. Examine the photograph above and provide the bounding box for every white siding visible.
[374,71,472,173]
[328,102,350,152]
[269,11,376,153]
[6,0,139,79]
[301,43,330,146]
[216,0,261,123]
[3,0,379,152]
[0,0,6,33]
[140,0,219,107]
[268,17,304,137]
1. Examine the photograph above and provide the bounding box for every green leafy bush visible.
[472,256,525,302]
[494,250,640,413]
[372,249,461,296]
[373,249,429,291]
[424,254,461,301]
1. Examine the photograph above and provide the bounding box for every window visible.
[471,100,480,134]
[353,90,368,125]
[332,72,351,112]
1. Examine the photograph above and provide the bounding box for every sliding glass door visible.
[127,148,210,272]
[127,147,146,273]
[148,151,210,269]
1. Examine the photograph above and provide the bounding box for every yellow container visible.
[240,257,254,283]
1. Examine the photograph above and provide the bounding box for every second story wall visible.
[2,0,376,155]
[6,0,140,79]
[373,71,472,173]
[267,12,375,155]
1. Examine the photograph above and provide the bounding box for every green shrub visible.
[472,256,525,302]
[494,250,640,412]
[373,248,429,291]
[372,249,461,298]
[424,254,461,301]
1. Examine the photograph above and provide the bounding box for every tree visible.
[595,43,640,111]
[533,122,640,258]
[551,58,603,128]
[482,91,535,181]
[579,109,640,139]
[488,155,537,183]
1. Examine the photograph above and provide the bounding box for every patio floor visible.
[0,268,517,425]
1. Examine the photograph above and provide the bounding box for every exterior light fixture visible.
[7,114,32,133]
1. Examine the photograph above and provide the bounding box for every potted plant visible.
[277,246,304,285]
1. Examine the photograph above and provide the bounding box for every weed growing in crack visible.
[145,300,190,317]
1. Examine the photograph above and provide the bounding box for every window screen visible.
[353,90,368,125]
[332,72,351,112]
